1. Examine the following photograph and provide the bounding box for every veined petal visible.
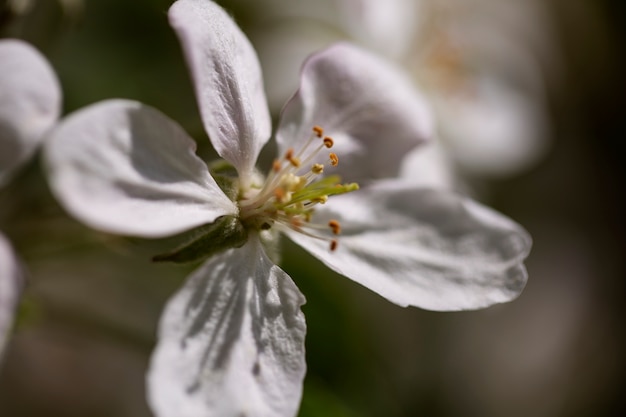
[44,99,237,238]
[276,42,432,183]
[148,236,307,417]
[0,39,61,186]
[0,233,23,360]
[169,0,272,181]
[285,182,531,311]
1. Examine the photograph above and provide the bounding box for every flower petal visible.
[44,99,237,238]
[434,76,549,177]
[0,233,23,360]
[148,236,307,417]
[285,182,531,311]
[399,139,457,189]
[169,0,272,181]
[338,0,420,59]
[0,39,61,186]
[276,42,432,183]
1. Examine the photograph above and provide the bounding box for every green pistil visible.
[274,175,359,208]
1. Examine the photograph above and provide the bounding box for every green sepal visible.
[152,215,248,263]
[208,159,239,201]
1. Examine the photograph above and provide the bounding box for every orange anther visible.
[330,239,338,251]
[272,159,282,172]
[323,136,334,148]
[274,187,285,200]
[328,219,341,235]
[313,125,324,138]
[329,152,339,166]
[284,148,301,167]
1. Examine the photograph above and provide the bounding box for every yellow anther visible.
[311,163,324,174]
[328,219,341,235]
[323,136,334,148]
[329,152,339,166]
[285,148,301,167]
[272,159,282,172]
[313,125,324,138]
[330,239,338,251]
[282,173,306,191]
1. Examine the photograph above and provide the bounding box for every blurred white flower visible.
[0,38,61,359]
[44,1,531,416]
[0,234,23,360]
[246,0,553,179]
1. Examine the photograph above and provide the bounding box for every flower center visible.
[238,126,359,251]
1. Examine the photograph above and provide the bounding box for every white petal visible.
[252,21,340,114]
[276,43,432,183]
[0,39,61,186]
[285,182,531,311]
[434,77,549,177]
[399,140,457,189]
[44,99,237,238]
[0,233,23,360]
[169,0,271,181]
[148,236,307,417]
[338,0,420,59]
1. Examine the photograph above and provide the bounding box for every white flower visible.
[0,38,61,360]
[44,0,531,416]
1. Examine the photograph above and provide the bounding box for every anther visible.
[272,159,282,172]
[329,152,339,166]
[323,136,334,148]
[312,126,324,138]
[274,188,291,203]
[330,239,338,251]
[328,219,341,235]
[311,163,324,174]
[285,148,301,167]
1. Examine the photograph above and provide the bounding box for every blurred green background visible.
[0,0,624,416]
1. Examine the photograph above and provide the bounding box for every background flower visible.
[0,38,61,360]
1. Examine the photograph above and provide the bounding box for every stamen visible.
[311,163,324,174]
[313,125,324,138]
[281,173,304,190]
[238,125,358,256]
[285,148,301,167]
[274,188,291,204]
